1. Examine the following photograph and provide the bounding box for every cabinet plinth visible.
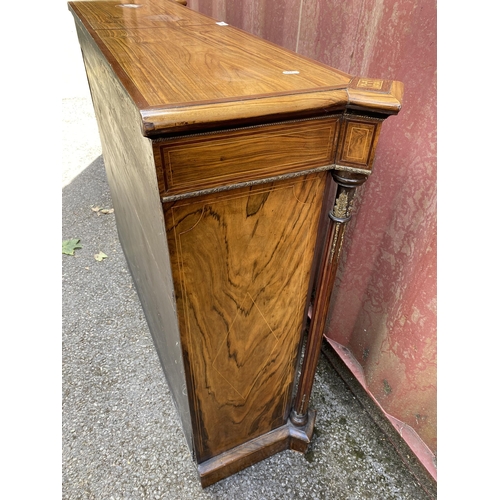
[69,0,402,487]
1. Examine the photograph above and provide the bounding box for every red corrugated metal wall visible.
[189,0,437,467]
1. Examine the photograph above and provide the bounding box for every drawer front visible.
[154,117,339,197]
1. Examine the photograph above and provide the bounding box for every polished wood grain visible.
[69,0,404,487]
[71,1,351,106]
[337,116,382,170]
[68,1,402,136]
[71,0,210,31]
[153,117,339,197]
[164,174,326,462]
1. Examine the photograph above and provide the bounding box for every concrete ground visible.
[62,10,433,500]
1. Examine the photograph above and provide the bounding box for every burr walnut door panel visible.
[164,173,326,462]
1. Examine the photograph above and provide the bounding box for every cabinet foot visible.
[198,409,316,487]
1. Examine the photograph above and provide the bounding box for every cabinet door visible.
[164,173,326,462]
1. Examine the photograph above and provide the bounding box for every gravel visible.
[62,152,432,499]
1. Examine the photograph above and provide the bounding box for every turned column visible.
[290,170,367,425]
[290,111,386,427]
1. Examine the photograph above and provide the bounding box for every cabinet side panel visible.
[164,174,325,462]
[74,19,193,450]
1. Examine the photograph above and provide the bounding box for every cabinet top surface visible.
[69,0,403,136]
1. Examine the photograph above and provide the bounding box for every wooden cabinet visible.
[68,0,402,487]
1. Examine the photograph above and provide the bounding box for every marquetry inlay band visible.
[357,78,384,90]
[349,77,392,94]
